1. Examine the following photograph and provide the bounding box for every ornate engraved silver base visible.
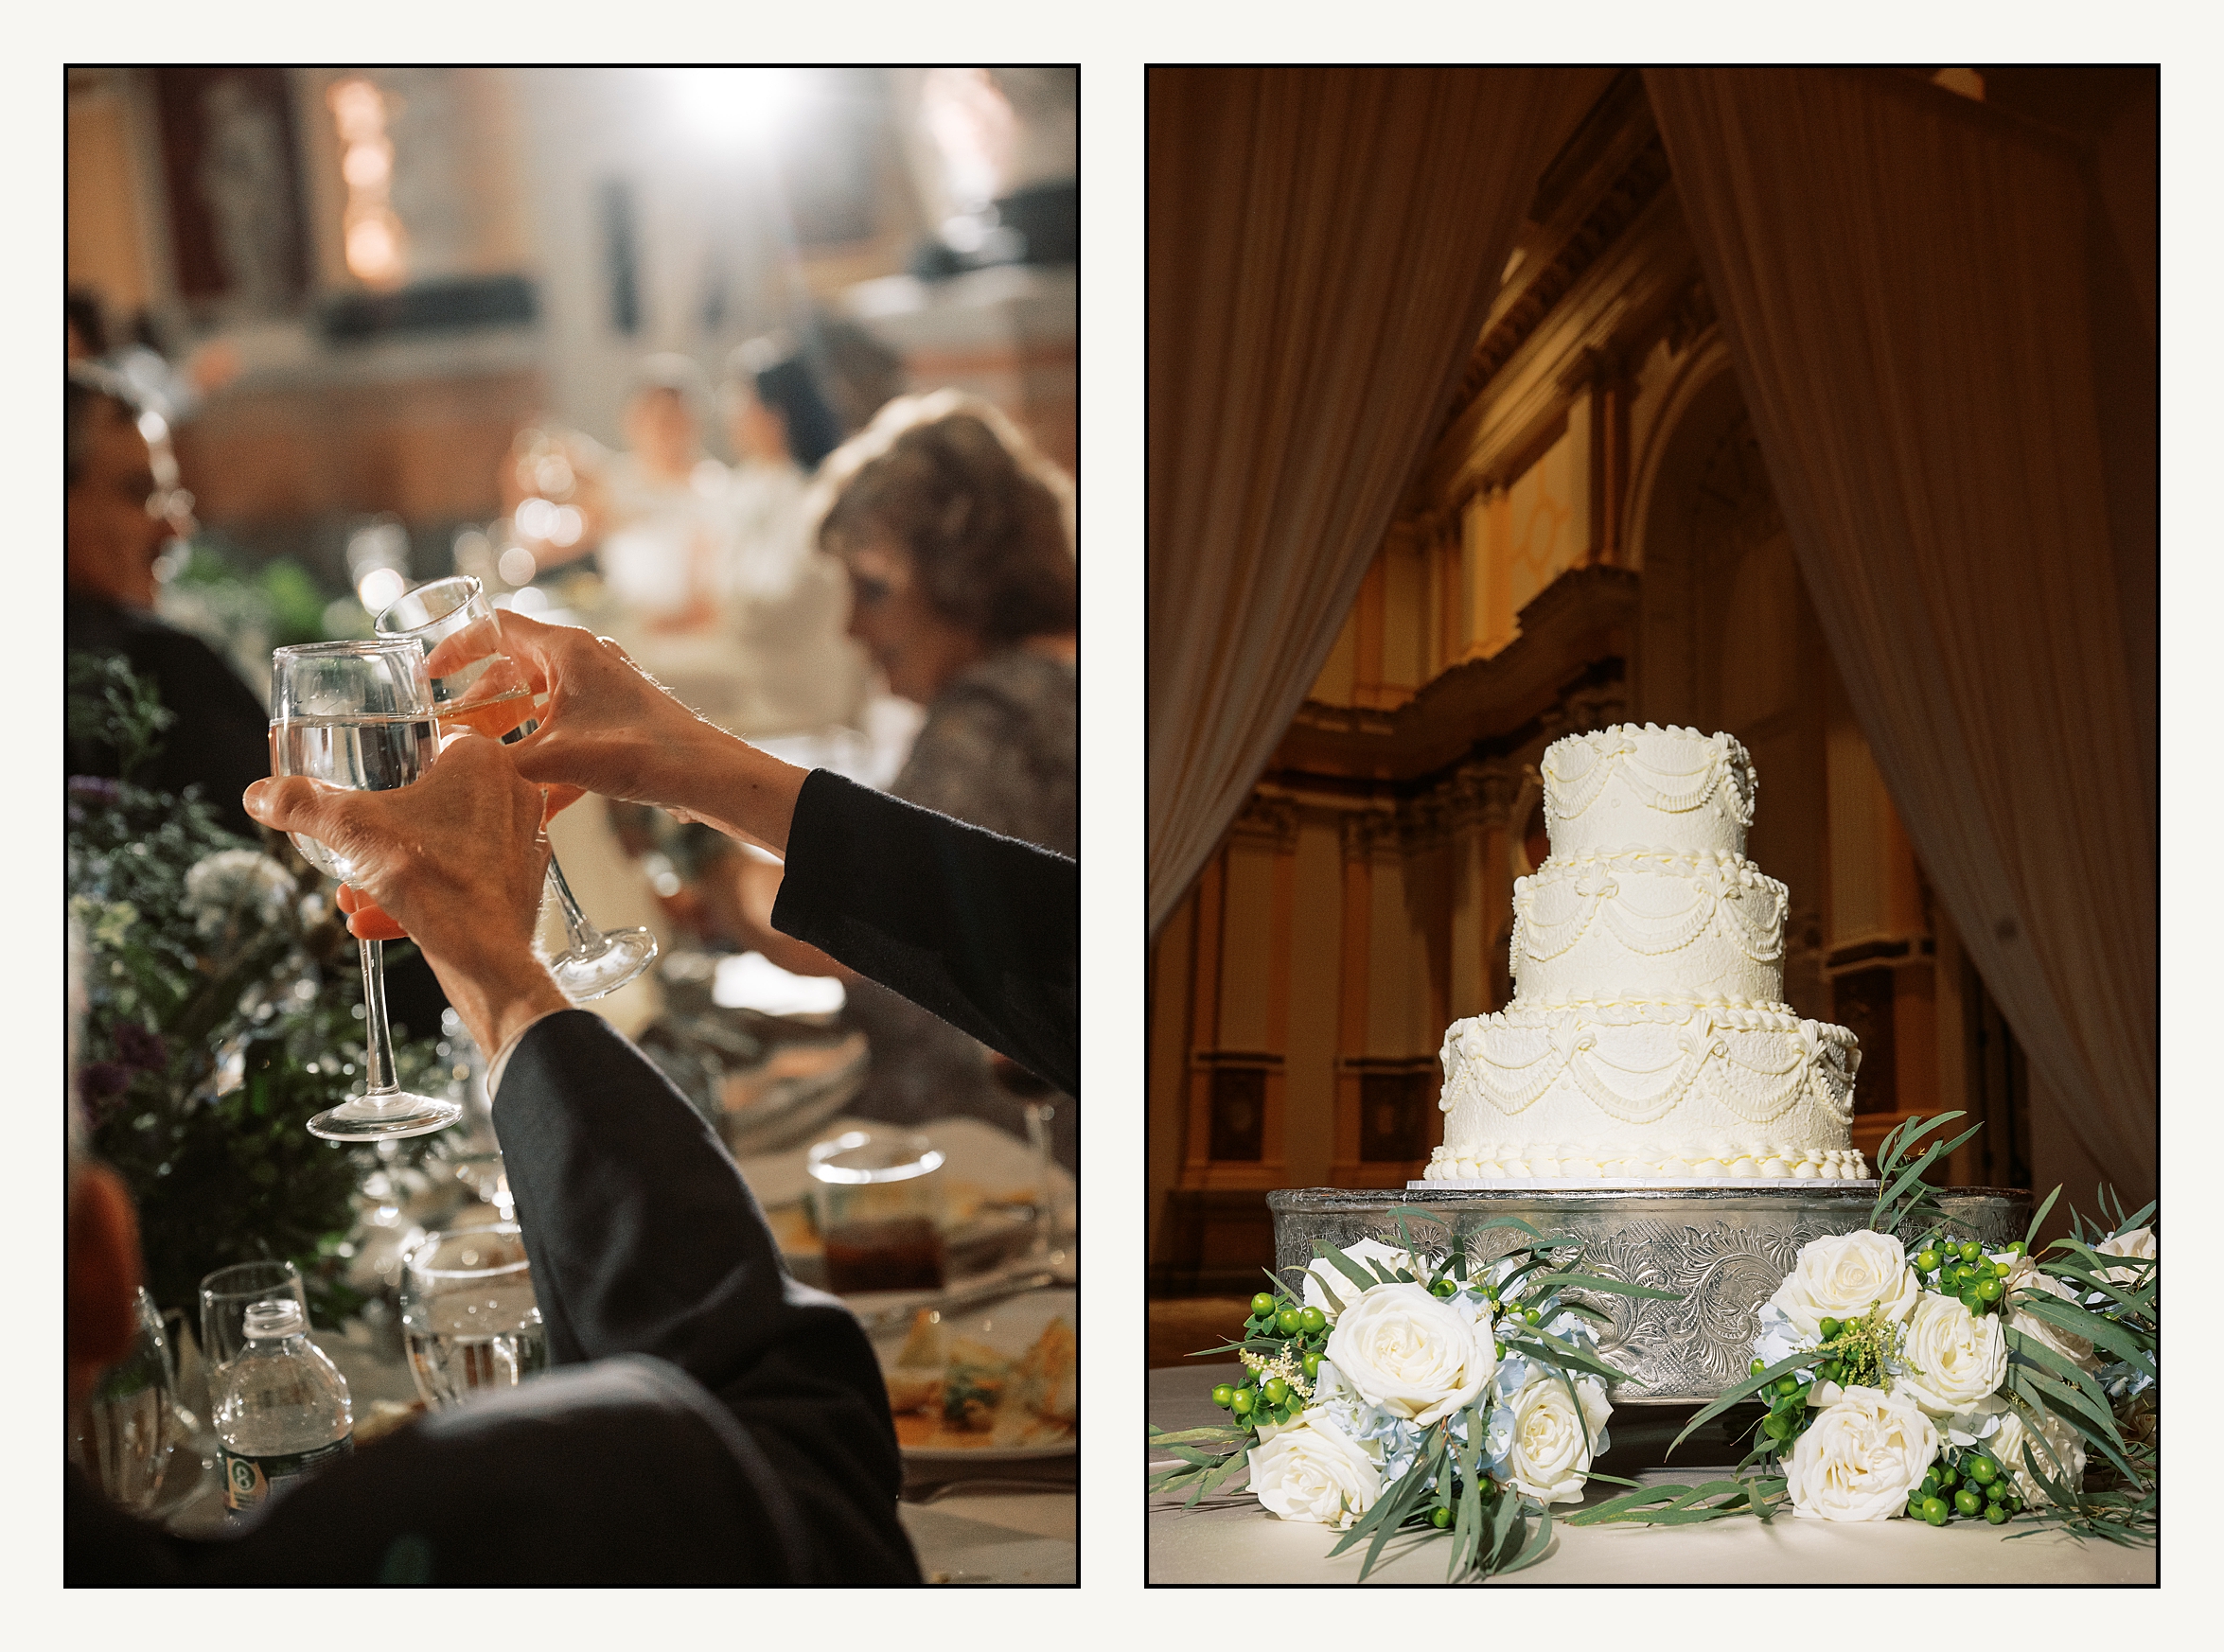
[1267,1184,2032,1404]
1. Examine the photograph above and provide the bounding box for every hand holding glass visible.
[375,575,658,1001]
[269,639,463,1140]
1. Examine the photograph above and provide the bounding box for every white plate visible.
[874,1286,1077,1462]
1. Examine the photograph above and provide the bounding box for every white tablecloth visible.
[1148,1364,2153,1585]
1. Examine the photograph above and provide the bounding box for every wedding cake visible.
[1422,724,1867,1184]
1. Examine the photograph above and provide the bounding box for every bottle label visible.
[221,1435,352,1513]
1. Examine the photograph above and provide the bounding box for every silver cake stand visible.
[1268,1183,2032,1403]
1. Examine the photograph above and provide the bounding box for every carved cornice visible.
[1227,792,1301,849]
[1439,134,1672,435]
[1339,807,1401,862]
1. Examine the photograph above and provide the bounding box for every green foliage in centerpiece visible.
[67,654,452,1328]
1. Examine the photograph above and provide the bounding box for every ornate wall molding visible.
[1227,791,1301,850]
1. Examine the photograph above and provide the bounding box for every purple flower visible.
[114,1022,168,1071]
[78,1062,132,1104]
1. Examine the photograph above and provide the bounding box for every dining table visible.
[1147,1363,2153,1585]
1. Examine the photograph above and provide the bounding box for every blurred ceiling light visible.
[673,67,803,149]
[356,566,407,614]
[921,67,1014,215]
[330,76,407,287]
[498,547,538,587]
[509,585,550,616]
[547,506,585,549]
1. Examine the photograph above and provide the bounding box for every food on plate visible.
[884,1308,1076,1450]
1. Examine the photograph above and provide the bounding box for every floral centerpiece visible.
[67,654,455,1327]
[1574,1114,2157,1544]
[1148,1213,1675,1580]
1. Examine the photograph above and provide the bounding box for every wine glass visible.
[269,638,464,1140]
[375,575,659,1001]
[400,1224,548,1408]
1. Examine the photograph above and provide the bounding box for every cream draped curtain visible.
[1645,67,2155,1203]
[1146,66,1602,935]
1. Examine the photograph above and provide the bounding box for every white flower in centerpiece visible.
[1988,1403,2087,1507]
[1995,1252,2098,1371]
[1750,1301,1809,1370]
[184,849,295,940]
[1307,1359,1422,1485]
[1766,1230,1920,1339]
[2093,1226,2156,1287]
[1892,1292,2008,1416]
[1783,1386,1938,1520]
[1325,1282,1495,1427]
[1300,1238,1420,1324]
[1246,1408,1386,1529]
[1501,1370,1612,1505]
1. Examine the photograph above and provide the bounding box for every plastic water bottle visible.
[212,1298,352,1515]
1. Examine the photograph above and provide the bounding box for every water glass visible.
[69,1288,178,1513]
[200,1259,309,1377]
[401,1224,548,1409]
[806,1129,947,1294]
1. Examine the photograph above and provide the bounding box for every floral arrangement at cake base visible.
[1147,1213,1676,1580]
[1571,1114,2157,1545]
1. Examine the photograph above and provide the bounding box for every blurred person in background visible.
[68,290,240,424]
[63,364,266,841]
[716,335,870,737]
[597,354,730,638]
[708,391,1078,1161]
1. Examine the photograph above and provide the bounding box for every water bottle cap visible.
[243,1298,306,1340]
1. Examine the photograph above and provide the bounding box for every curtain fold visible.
[1146,66,1593,934]
[1646,67,2154,1202]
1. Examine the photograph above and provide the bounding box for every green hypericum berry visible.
[1750,1358,1767,1376]
[1985,1502,2009,1525]
[1979,1278,2003,1302]
[1916,1250,1940,1273]
[2006,1240,2024,1257]
[1251,1292,1277,1317]
[1523,1307,1542,1326]
[1262,1378,1290,1404]
[1986,1478,2008,1503]
[1967,1455,1998,1485]
[1938,1465,1957,1488]
[1818,1316,1843,1340]
[1921,1497,1950,1526]
[1299,1307,1328,1333]
[1210,1384,1234,1408]
[1495,1341,1507,1360]
[1954,1488,1984,1518]
[1277,1308,1302,1334]
[1775,1376,1800,1397]
[1958,1240,1982,1263]
[1230,1390,1254,1415]
[1763,1413,1792,1438]
[1302,1351,1321,1378]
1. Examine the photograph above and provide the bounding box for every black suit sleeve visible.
[491,1011,917,1581]
[769,768,1080,1098]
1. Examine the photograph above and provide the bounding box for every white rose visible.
[1301,1239,1420,1323]
[1783,1386,1938,1521]
[1246,1409,1384,1528]
[1768,1231,1920,1339]
[1324,1282,1495,1427]
[1988,1404,2087,1507]
[1503,1372,1612,1504]
[2094,1226,2156,1287]
[1998,1254,2097,1371]
[1893,1292,2008,1416]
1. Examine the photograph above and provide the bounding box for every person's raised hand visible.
[484,609,728,817]
[243,735,564,1052]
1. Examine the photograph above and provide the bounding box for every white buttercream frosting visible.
[1438,725,1866,1183]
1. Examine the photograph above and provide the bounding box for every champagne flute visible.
[270,639,464,1140]
[375,575,659,1002]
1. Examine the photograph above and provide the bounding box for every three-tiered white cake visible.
[1422,724,1868,1184]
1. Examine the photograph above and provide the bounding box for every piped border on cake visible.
[1421,1143,1870,1181]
